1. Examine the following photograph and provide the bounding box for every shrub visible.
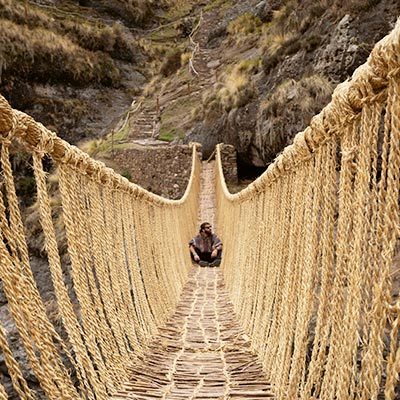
[159,49,182,77]
[227,13,262,36]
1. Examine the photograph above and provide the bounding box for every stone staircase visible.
[126,7,223,145]
[129,105,159,140]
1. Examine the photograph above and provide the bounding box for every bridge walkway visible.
[112,162,274,399]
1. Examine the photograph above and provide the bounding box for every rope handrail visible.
[0,15,399,400]
[215,19,400,400]
[0,96,199,206]
[0,100,200,399]
[219,19,400,204]
[188,10,203,78]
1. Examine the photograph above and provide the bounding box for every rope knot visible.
[341,146,358,162]
[0,95,14,139]
[35,127,56,155]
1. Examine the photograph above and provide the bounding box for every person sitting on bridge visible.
[189,222,222,267]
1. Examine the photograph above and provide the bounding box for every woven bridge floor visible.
[112,266,274,399]
[112,161,274,399]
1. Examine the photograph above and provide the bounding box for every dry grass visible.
[264,31,298,56]
[163,0,195,20]
[261,74,333,116]
[0,0,139,61]
[227,13,262,36]
[259,0,379,64]
[218,69,252,110]
[143,76,164,96]
[258,0,328,73]
[199,59,259,116]
[82,123,132,158]
[0,0,149,87]
[258,74,333,161]
[122,0,154,23]
[203,0,232,12]
[0,19,120,86]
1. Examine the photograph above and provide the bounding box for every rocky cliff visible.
[185,0,400,167]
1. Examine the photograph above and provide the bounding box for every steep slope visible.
[0,0,153,144]
[185,0,400,169]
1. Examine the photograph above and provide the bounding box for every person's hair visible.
[200,222,210,232]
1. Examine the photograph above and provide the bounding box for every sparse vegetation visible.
[203,0,232,12]
[227,13,262,36]
[159,127,184,142]
[258,74,333,160]
[0,19,120,86]
[0,0,151,88]
[158,95,197,141]
[143,76,164,96]
[181,52,192,66]
[199,58,259,116]
[218,65,256,110]
[0,0,140,61]
[84,123,131,157]
[163,0,195,20]
[121,168,132,181]
[261,74,333,116]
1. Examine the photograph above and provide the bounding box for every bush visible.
[227,13,262,36]
[159,49,182,77]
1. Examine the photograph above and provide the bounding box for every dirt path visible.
[112,162,273,399]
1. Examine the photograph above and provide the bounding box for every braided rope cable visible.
[215,19,400,400]
[0,92,200,398]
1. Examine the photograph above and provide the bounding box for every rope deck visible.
[112,163,273,399]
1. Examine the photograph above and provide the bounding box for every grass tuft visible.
[227,13,262,36]
[258,74,333,159]
[203,0,232,12]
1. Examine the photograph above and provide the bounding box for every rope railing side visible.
[215,19,400,400]
[0,96,200,399]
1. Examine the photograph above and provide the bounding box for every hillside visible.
[2,0,400,187]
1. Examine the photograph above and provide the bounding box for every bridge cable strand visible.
[214,19,400,400]
[0,94,200,399]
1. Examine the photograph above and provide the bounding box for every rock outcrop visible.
[186,0,400,167]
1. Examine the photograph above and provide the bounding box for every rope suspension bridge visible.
[0,19,399,400]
